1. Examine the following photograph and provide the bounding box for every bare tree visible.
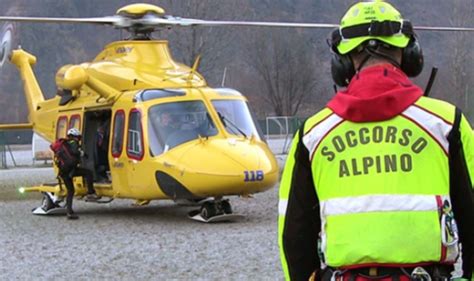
[244,29,318,116]
[1,0,474,124]
[158,0,245,86]
[449,0,474,117]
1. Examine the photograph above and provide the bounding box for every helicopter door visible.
[108,109,132,194]
[125,109,149,194]
[82,110,112,183]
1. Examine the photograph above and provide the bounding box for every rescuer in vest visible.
[54,128,100,219]
[278,1,474,280]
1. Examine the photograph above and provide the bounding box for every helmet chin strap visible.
[356,54,372,72]
[362,46,401,70]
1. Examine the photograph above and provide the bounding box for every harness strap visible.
[325,266,452,281]
[447,107,462,150]
[347,272,355,281]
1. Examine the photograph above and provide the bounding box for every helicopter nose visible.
[156,138,279,198]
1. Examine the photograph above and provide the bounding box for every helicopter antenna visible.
[188,55,201,83]
[221,67,227,87]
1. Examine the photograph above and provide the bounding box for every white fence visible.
[265,116,301,154]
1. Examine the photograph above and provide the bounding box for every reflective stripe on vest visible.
[321,194,440,216]
[303,113,343,161]
[279,199,288,215]
[302,105,459,267]
[303,106,453,161]
[401,105,453,155]
[320,194,459,266]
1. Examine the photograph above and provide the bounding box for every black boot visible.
[67,212,79,220]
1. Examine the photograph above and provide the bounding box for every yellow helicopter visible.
[0,3,285,222]
[1,3,474,222]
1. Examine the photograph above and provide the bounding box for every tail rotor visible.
[0,23,14,68]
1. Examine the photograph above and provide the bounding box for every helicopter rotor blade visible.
[0,15,474,32]
[0,15,341,29]
[146,16,340,29]
[0,16,119,25]
[413,26,474,32]
[157,17,474,32]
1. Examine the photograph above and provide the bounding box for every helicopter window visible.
[68,114,81,130]
[135,89,186,102]
[111,110,125,158]
[212,100,261,139]
[148,101,218,156]
[127,109,144,160]
[56,116,68,140]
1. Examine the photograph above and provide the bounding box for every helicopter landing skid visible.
[188,210,244,223]
[187,199,244,223]
[32,192,66,215]
[83,197,114,204]
[32,206,67,215]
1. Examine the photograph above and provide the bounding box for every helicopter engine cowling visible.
[55,64,88,90]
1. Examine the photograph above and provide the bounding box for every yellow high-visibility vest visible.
[279,96,474,276]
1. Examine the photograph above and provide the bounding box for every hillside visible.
[0,0,472,122]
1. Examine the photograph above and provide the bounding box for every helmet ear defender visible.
[329,20,424,87]
[330,49,355,88]
[401,36,423,77]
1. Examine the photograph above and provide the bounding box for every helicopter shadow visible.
[71,201,197,224]
[70,200,254,225]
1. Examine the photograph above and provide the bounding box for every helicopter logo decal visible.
[115,46,133,54]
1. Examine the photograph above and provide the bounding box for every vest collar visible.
[327,64,423,122]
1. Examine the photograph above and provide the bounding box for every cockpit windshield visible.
[211,100,260,139]
[148,101,217,156]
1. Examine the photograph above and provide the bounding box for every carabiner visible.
[330,270,343,281]
[411,267,432,281]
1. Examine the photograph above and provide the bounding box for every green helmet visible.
[336,1,410,54]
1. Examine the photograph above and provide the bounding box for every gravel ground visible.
[0,146,288,281]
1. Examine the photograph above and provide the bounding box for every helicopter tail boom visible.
[10,49,45,121]
[0,123,32,130]
[19,184,60,194]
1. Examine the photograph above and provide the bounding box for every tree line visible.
[0,0,472,123]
